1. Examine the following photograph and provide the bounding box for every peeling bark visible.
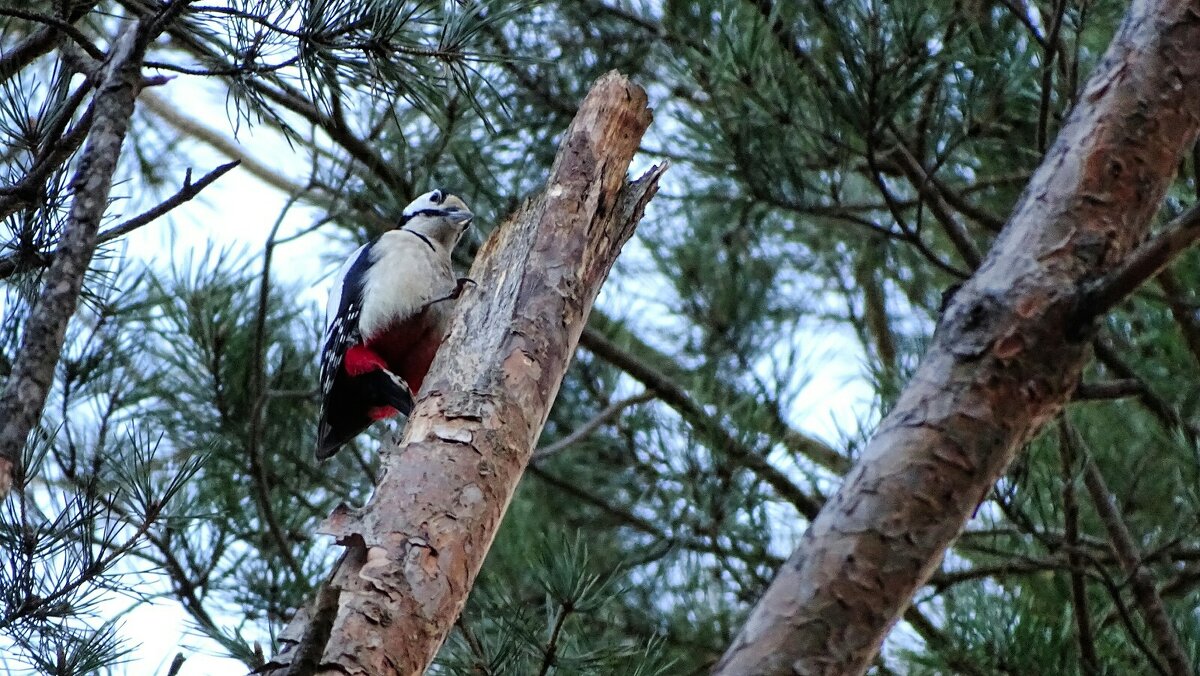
[263,72,662,675]
[714,3,1200,674]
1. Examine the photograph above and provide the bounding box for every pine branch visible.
[0,161,240,281]
[532,391,653,462]
[1078,200,1200,319]
[885,127,984,269]
[1063,423,1192,676]
[0,8,105,62]
[0,83,96,222]
[0,17,153,498]
[0,2,100,84]
[579,327,834,512]
[1056,421,1100,674]
[1155,270,1200,368]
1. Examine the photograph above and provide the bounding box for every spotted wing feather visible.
[317,245,371,441]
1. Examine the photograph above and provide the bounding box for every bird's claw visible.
[451,277,477,299]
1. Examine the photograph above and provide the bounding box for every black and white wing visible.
[318,244,371,422]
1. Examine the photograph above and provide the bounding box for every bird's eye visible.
[430,190,444,204]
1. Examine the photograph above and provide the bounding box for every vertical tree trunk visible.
[715,3,1200,674]
[263,72,663,675]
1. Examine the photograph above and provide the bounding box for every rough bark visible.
[714,3,1200,674]
[262,72,662,676]
[0,20,150,498]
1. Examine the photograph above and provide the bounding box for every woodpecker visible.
[316,189,474,459]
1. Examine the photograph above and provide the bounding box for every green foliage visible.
[438,531,676,675]
[4,0,1200,673]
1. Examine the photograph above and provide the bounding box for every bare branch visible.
[532,391,654,462]
[138,89,309,196]
[0,161,240,281]
[1063,423,1191,676]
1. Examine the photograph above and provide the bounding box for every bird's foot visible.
[451,276,477,299]
[429,277,478,305]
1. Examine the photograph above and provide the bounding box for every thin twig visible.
[1091,339,1194,443]
[0,8,106,60]
[455,615,493,675]
[578,328,823,518]
[1057,421,1100,674]
[0,161,240,281]
[532,391,653,462]
[1063,423,1192,676]
[1036,0,1069,153]
[886,129,984,269]
[1083,549,1170,676]
[0,86,96,219]
[0,2,101,84]
[536,604,572,676]
[245,195,306,581]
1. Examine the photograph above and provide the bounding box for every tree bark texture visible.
[264,72,662,675]
[0,20,149,498]
[714,3,1200,674]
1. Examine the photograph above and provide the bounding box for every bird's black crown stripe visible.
[399,207,459,225]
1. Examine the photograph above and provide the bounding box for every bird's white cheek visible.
[357,240,452,339]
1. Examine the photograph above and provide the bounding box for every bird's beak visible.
[446,208,474,226]
[441,195,473,226]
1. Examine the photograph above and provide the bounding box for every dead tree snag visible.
[263,71,663,675]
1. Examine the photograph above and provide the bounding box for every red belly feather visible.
[366,315,443,394]
[344,344,388,376]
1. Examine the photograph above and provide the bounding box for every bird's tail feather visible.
[315,368,413,460]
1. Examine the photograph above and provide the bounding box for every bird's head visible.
[399,188,473,251]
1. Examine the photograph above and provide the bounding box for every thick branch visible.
[1078,200,1200,318]
[0,20,150,498]
[261,72,662,675]
[715,3,1200,673]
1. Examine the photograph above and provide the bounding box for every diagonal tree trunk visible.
[0,19,150,497]
[714,2,1200,674]
[262,72,663,675]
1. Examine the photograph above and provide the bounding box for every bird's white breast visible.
[358,231,454,340]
